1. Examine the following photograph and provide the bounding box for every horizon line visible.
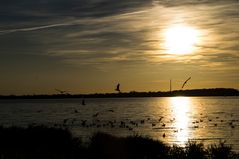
[0,88,238,97]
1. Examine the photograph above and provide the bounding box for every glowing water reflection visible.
[170,97,191,145]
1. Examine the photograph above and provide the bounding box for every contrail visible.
[0,23,75,35]
[0,20,86,35]
[0,9,149,36]
[181,77,191,89]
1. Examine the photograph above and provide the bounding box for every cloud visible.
[1,1,238,65]
[0,0,238,92]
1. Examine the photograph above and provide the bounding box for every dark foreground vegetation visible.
[0,88,238,99]
[0,126,238,159]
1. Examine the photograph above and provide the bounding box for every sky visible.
[0,0,238,95]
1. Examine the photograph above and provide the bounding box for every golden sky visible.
[0,0,238,95]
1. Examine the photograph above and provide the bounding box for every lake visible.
[0,97,238,151]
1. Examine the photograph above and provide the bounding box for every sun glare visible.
[164,25,199,55]
[171,97,191,145]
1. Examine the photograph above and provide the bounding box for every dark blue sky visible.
[0,0,238,94]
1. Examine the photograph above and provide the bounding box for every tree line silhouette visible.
[0,88,238,99]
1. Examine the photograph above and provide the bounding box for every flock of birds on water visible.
[40,105,239,138]
[46,81,238,139]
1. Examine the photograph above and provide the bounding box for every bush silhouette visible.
[0,126,238,159]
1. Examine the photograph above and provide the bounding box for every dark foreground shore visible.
[0,126,238,159]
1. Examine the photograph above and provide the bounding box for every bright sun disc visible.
[164,25,199,55]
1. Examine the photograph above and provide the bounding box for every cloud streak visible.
[0,0,239,93]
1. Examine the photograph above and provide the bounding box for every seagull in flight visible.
[55,89,67,94]
[115,83,121,93]
[182,77,191,89]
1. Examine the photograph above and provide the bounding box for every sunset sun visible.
[164,25,199,55]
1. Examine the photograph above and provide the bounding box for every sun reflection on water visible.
[170,97,191,145]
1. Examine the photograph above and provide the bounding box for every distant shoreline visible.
[0,88,238,99]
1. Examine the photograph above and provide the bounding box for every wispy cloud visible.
[0,0,238,93]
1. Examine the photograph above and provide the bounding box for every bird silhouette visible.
[55,89,67,94]
[115,83,121,92]
[92,112,99,118]
[163,133,166,138]
[181,77,191,89]
[55,89,71,95]
[82,99,85,105]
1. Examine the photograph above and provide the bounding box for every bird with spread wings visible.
[181,77,191,89]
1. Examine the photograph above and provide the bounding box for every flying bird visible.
[181,77,191,89]
[55,89,67,94]
[115,83,121,92]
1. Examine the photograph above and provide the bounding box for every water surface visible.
[0,97,238,151]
